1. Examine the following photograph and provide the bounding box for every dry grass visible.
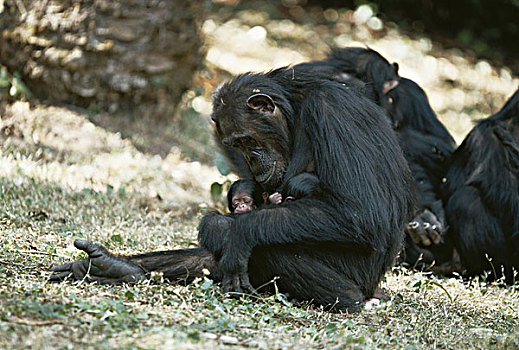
[1,174,518,349]
[1,3,518,349]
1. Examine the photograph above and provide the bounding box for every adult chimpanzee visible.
[441,88,519,283]
[323,47,457,268]
[49,65,415,312]
[385,78,457,268]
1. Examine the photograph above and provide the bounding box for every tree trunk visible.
[0,0,204,119]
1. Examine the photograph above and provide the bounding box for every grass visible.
[1,156,518,349]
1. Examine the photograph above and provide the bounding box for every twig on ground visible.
[19,250,71,259]
[7,318,64,326]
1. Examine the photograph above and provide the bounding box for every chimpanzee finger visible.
[419,229,432,246]
[74,239,105,257]
[407,221,425,245]
[407,220,432,246]
[49,262,73,272]
[420,210,442,230]
[239,273,257,295]
[424,223,442,245]
[223,275,246,298]
[221,276,233,293]
[232,276,243,294]
[48,271,73,282]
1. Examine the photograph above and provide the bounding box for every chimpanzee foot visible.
[406,209,443,246]
[48,239,146,284]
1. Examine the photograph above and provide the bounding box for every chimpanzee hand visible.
[406,209,443,246]
[221,268,256,297]
[48,239,146,284]
[218,236,256,296]
[268,192,283,205]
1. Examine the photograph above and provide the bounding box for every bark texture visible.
[0,0,204,118]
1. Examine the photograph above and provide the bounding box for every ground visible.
[1,4,518,349]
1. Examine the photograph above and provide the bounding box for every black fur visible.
[324,47,456,268]
[325,47,399,110]
[441,89,519,283]
[49,64,415,312]
[204,66,415,311]
[281,172,321,200]
[202,173,320,259]
[386,78,456,266]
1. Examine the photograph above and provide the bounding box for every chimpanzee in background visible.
[325,47,400,111]
[323,47,457,269]
[385,77,457,269]
[50,64,415,312]
[441,88,519,283]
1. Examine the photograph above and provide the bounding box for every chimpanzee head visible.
[211,73,292,191]
[227,179,263,214]
[327,47,400,109]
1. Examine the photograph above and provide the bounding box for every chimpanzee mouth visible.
[255,161,277,184]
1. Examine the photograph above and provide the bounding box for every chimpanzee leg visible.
[49,239,374,309]
[49,241,219,284]
[128,210,234,284]
[248,245,367,312]
[128,247,222,284]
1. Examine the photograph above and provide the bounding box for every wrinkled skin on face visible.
[231,192,255,214]
[212,84,291,192]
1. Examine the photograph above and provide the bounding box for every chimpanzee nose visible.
[222,133,254,148]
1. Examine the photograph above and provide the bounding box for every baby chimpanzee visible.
[227,179,264,214]
[228,173,321,215]
[199,173,320,262]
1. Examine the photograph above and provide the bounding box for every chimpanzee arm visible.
[399,129,451,246]
[198,211,234,259]
[284,119,315,179]
[406,163,444,246]
[219,198,375,267]
[217,198,379,293]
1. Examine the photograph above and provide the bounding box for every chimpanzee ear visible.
[383,79,399,94]
[392,62,399,74]
[262,192,269,204]
[247,93,276,114]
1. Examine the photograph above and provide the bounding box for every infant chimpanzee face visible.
[231,192,255,214]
